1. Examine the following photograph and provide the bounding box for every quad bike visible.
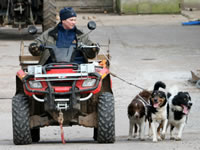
[12,21,115,145]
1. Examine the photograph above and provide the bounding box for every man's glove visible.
[92,43,100,54]
[82,43,100,59]
[29,43,44,56]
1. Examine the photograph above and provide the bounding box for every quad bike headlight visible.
[29,80,42,89]
[82,78,96,87]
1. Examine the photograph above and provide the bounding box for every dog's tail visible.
[153,81,166,91]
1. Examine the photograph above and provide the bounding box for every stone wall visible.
[118,0,181,14]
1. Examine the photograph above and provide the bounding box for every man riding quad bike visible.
[12,20,115,145]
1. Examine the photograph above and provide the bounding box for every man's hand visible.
[92,43,100,54]
[28,43,41,56]
[82,43,100,59]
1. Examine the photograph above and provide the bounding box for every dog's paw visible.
[153,138,158,143]
[148,131,153,137]
[161,133,165,140]
[170,137,175,140]
[127,136,133,140]
[175,137,182,141]
[140,138,145,141]
[158,136,162,141]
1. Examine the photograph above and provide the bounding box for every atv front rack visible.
[32,63,95,81]
[28,63,97,81]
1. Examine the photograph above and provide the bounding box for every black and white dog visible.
[148,81,168,142]
[167,87,192,141]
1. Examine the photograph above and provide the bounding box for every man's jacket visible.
[32,23,97,65]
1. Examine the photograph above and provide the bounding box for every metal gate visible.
[56,0,115,13]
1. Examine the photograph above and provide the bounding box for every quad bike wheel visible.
[97,92,115,143]
[12,93,32,145]
[42,0,57,31]
[31,128,40,142]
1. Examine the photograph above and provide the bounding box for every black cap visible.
[60,7,77,21]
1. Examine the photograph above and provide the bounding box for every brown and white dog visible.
[148,81,168,142]
[167,87,192,141]
[127,90,151,140]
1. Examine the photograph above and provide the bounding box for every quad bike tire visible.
[12,93,32,145]
[97,92,115,143]
[31,128,40,142]
[42,0,57,31]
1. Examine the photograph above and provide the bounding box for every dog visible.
[127,90,151,140]
[167,87,192,141]
[127,81,166,141]
[148,81,168,142]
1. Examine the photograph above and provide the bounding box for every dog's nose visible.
[134,112,140,118]
[154,99,158,103]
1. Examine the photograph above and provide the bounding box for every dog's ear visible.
[178,92,184,95]
[184,92,191,100]
[167,92,171,99]
[140,90,152,99]
[128,104,134,116]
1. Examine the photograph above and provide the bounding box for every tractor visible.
[0,0,56,32]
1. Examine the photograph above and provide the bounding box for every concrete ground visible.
[181,10,200,21]
[0,11,200,150]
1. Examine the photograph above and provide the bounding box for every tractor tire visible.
[12,93,32,145]
[42,0,57,31]
[97,92,115,143]
[93,128,97,141]
[31,128,40,142]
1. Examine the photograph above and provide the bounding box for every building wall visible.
[55,0,200,14]
[56,0,113,13]
[118,0,181,14]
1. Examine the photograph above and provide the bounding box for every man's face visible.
[62,17,77,29]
